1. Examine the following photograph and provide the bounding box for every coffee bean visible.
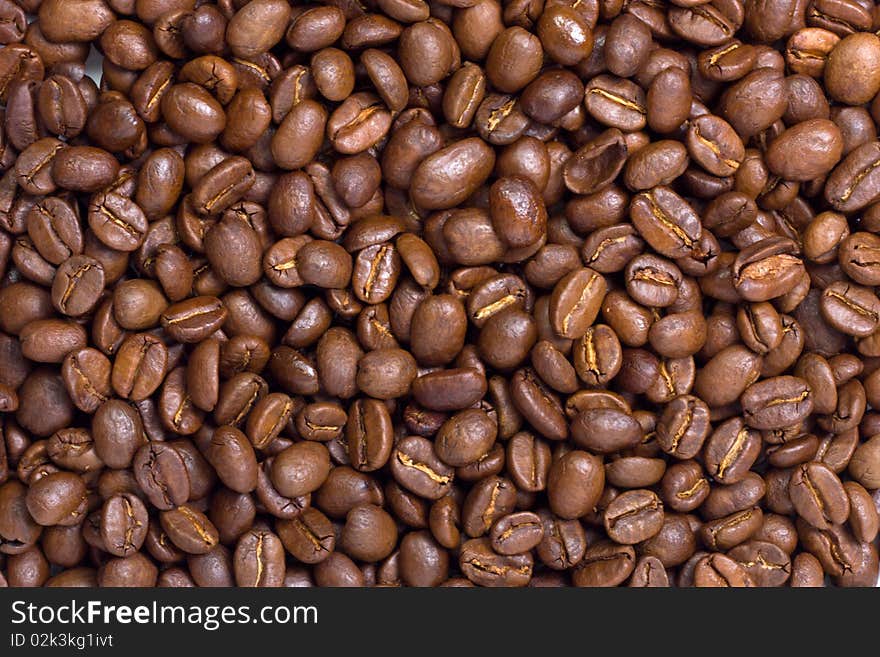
[703,418,762,484]
[204,426,258,494]
[25,471,87,526]
[435,408,497,468]
[563,128,628,195]
[51,255,105,317]
[789,461,850,530]
[603,490,664,544]
[20,318,87,364]
[276,508,335,565]
[733,237,805,302]
[231,528,285,588]
[573,541,636,587]
[271,442,330,498]
[656,395,711,459]
[391,435,454,500]
[571,408,641,454]
[790,552,825,587]
[161,296,227,343]
[412,368,487,411]
[460,537,532,587]
[820,281,880,337]
[630,186,702,259]
[742,376,813,430]
[111,333,167,401]
[346,398,393,472]
[100,494,149,558]
[693,553,754,587]
[505,432,551,493]
[547,450,604,520]
[826,140,880,212]
[489,511,543,555]
[825,33,880,105]
[159,505,219,555]
[548,268,607,340]
[411,138,496,210]
[133,443,190,511]
[584,75,646,132]
[510,367,568,441]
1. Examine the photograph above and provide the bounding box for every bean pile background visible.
[0,0,879,587]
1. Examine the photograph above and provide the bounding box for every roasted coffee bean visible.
[46,427,101,474]
[563,128,627,196]
[571,408,641,454]
[661,461,710,513]
[742,376,813,430]
[161,84,225,145]
[233,528,285,588]
[346,398,393,472]
[630,187,702,259]
[161,297,227,343]
[0,480,42,553]
[628,555,670,588]
[847,486,879,549]
[391,436,454,500]
[461,475,516,538]
[789,461,850,530]
[133,443,190,511]
[20,319,87,364]
[820,281,880,337]
[411,138,495,210]
[700,507,763,551]
[790,552,825,587]
[703,418,762,485]
[506,432,551,493]
[100,494,148,558]
[825,33,880,105]
[584,75,646,132]
[204,426,258,494]
[159,505,219,555]
[549,268,607,340]
[435,408,497,468]
[204,214,263,288]
[656,395,711,459]
[340,503,398,563]
[573,541,636,587]
[825,141,880,212]
[766,119,843,181]
[547,450,604,520]
[693,553,754,587]
[489,511,543,555]
[51,255,105,317]
[460,537,533,587]
[410,294,467,366]
[113,280,167,331]
[849,434,880,490]
[27,197,83,267]
[271,442,331,499]
[277,508,335,565]
[412,368,487,411]
[25,472,87,527]
[53,146,119,193]
[510,368,568,441]
[112,333,167,401]
[603,490,664,545]
[605,455,665,489]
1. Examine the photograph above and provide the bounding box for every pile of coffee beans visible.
[1,0,879,588]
